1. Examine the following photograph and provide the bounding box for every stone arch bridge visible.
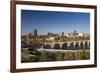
[43,40,90,50]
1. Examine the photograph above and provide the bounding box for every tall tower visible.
[62,32,64,37]
[33,29,37,37]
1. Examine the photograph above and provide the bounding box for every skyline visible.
[21,10,90,35]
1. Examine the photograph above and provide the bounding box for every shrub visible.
[55,52,63,61]
[81,50,90,59]
[39,50,47,61]
[64,52,74,60]
[74,51,81,60]
[30,55,39,62]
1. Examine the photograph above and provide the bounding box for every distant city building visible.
[28,33,32,37]
[48,32,54,37]
[66,30,79,37]
[53,34,59,37]
[65,30,89,37]
[48,37,55,41]
[33,29,37,37]
[22,29,89,41]
[62,32,64,37]
[78,33,84,36]
[83,33,89,37]
[46,36,55,41]
[68,32,73,37]
[73,30,78,36]
[48,32,59,37]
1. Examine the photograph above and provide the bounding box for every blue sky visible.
[21,10,90,35]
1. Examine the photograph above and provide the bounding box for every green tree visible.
[81,50,90,59]
[64,52,73,60]
[55,52,63,61]
[31,55,39,62]
[74,51,81,60]
[39,50,47,62]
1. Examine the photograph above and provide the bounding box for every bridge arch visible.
[84,41,89,49]
[53,43,61,49]
[80,42,84,49]
[75,42,80,50]
[61,43,68,50]
[88,42,90,49]
[69,42,74,50]
[43,44,52,49]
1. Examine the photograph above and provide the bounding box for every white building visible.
[46,37,55,41]
[78,33,84,36]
